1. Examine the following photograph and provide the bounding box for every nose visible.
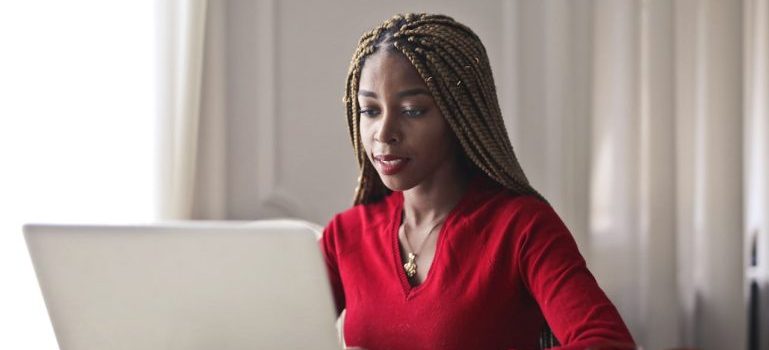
[374,109,400,144]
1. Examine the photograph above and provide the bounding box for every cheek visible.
[432,134,456,160]
[421,123,454,153]
[358,120,374,151]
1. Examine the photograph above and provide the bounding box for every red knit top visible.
[320,176,635,350]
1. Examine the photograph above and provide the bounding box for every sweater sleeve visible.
[320,215,346,316]
[516,202,636,350]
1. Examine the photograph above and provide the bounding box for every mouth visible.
[373,154,410,176]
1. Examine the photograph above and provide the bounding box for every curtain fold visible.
[637,1,678,348]
[156,0,208,220]
[687,1,745,348]
[512,0,755,348]
[589,0,642,338]
[744,0,769,349]
[191,0,227,220]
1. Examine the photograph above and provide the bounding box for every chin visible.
[379,175,418,192]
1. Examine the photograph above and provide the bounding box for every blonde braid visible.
[344,13,544,205]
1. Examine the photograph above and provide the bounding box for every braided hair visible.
[345,13,544,205]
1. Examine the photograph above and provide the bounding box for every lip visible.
[373,154,410,175]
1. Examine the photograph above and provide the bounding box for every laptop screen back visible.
[24,220,340,350]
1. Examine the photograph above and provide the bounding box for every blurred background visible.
[1,0,767,349]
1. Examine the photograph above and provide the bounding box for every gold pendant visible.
[404,253,417,278]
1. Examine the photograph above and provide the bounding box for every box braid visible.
[345,13,545,205]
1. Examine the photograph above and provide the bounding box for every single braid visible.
[344,13,545,204]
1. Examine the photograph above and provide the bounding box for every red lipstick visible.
[373,154,410,175]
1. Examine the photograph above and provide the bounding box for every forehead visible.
[358,51,426,91]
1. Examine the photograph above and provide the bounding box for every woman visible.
[320,13,635,350]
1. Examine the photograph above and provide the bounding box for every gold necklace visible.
[400,218,445,279]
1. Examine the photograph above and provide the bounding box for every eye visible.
[359,108,380,118]
[402,107,425,117]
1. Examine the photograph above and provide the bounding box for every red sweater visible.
[320,176,635,350]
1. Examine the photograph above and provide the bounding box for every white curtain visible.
[156,0,217,220]
[745,1,769,349]
[509,0,766,348]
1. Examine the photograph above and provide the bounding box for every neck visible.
[402,164,470,227]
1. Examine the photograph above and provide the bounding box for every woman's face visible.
[357,51,459,192]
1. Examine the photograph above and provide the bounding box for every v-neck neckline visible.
[389,177,482,299]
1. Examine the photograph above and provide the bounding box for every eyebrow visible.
[358,88,431,99]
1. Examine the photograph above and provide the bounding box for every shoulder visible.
[492,192,551,215]
[460,177,556,230]
[468,188,582,271]
[457,179,570,251]
[489,194,578,265]
[491,192,565,234]
[472,194,559,236]
[321,191,400,242]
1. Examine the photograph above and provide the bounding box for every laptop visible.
[24,220,341,350]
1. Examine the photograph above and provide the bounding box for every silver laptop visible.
[24,220,341,350]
